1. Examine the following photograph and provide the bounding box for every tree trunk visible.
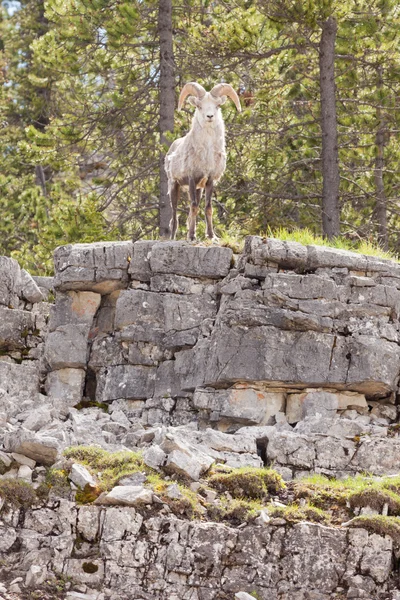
[158,0,175,238]
[374,66,388,249]
[319,16,340,239]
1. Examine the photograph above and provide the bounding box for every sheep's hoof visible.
[208,235,219,243]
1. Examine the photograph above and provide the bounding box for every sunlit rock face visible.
[1,237,400,599]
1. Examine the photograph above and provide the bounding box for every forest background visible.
[1,0,399,274]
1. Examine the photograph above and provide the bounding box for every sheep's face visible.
[189,92,225,129]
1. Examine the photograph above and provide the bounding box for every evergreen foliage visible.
[2,0,400,272]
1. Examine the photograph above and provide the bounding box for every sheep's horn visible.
[178,82,206,111]
[210,83,242,112]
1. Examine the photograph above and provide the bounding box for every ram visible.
[165,82,241,241]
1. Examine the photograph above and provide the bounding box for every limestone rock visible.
[160,433,214,480]
[25,565,47,588]
[149,241,233,279]
[45,368,86,407]
[48,290,101,332]
[0,306,35,350]
[96,365,156,402]
[11,453,35,468]
[0,527,17,552]
[44,324,90,369]
[0,256,21,307]
[128,240,157,282]
[142,445,166,470]
[4,428,60,465]
[70,463,96,489]
[17,464,32,482]
[98,485,153,506]
[54,241,133,293]
[19,269,44,304]
[193,386,285,427]
[22,405,53,432]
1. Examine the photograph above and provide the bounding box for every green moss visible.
[75,483,102,504]
[347,515,400,543]
[348,488,400,515]
[74,399,109,412]
[0,479,38,509]
[147,474,204,519]
[64,446,146,493]
[208,466,285,500]
[45,468,70,492]
[207,497,264,524]
[82,562,99,574]
[269,502,330,524]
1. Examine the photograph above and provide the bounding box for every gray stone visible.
[22,406,52,432]
[11,453,36,468]
[0,527,17,552]
[64,558,104,586]
[149,242,233,279]
[45,368,86,407]
[193,387,286,427]
[160,433,214,480]
[54,241,133,293]
[264,272,338,300]
[99,485,153,506]
[89,335,124,367]
[0,256,21,307]
[151,273,206,294]
[96,365,156,402]
[115,289,164,342]
[66,593,99,600]
[48,290,101,332]
[0,451,12,468]
[19,269,44,304]
[17,464,32,482]
[70,463,96,489]
[166,483,182,499]
[4,428,60,465]
[129,240,157,282]
[115,288,216,348]
[0,361,39,397]
[307,244,368,271]
[44,324,89,369]
[301,390,339,419]
[0,306,35,350]
[142,445,166,470]
[245,236,308,270]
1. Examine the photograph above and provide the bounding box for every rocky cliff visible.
[2,237,400,599]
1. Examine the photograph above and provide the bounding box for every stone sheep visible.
[165,82,241,241]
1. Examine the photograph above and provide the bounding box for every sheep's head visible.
[178,82,241,128]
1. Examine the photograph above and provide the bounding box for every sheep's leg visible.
[205,178,215,239]
[169,181,180,240]
[187,178,200,241]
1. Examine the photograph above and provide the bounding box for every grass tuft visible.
[268,227,399,262]
[206,496,264,523]
[64,446,146,492]
[346,515,400,543]
[207,466,285,500]
[269,501,330,524]
[0,479,38,509]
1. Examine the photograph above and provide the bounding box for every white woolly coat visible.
[165,113,226,190]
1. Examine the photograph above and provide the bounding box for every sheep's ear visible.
[218,95,227,105]
[188,96,200,107]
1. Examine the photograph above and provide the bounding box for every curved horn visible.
[178,82,206,111]
[210,83,242,112]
